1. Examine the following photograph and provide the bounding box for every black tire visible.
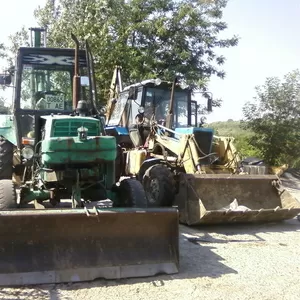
[0,138,13,180]
[142,164,176,207]
[118,179,148,208]
[0,180,17,209]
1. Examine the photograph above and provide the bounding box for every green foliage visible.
[206,120,261,158]
[32,0,238,103]
[0,96,11,114]
[242,69,300,167]
[0,26,30,68]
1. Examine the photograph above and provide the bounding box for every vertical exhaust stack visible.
[165,77,178,130]
[71,33,80,110]
[29,27,47,48]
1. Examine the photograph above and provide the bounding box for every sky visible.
[206,0,300,122]
[0,0,300,122]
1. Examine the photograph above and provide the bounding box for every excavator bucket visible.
[0,207,179,286]
[175,173,300,225]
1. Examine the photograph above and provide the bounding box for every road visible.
[0,170,300,300]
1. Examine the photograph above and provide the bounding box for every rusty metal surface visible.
[175,173,300,225]
[0,207,179,286]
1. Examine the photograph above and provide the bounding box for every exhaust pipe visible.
[71,33,80,110]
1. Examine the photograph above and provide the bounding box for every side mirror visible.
[128,86,137,100]
[207,97,213,112]
[0,74,12,85]
[80,76,89,87]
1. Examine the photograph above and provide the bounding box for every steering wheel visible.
[135,113,146,125]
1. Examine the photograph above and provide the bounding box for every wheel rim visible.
[146,178,160,204]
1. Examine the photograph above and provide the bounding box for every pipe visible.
[71,33,80,110]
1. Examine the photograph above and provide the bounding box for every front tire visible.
[0,180,17,209]
[0,138,13,180]
[118,179,147,208]
[142,164,176,207]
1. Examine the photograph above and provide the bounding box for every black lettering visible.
[54,103,64,109]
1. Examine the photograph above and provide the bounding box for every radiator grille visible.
[52,120,100,137]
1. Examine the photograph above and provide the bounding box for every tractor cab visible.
[106,79,199,148]
[108,79,198,128]
[11,46,94,148]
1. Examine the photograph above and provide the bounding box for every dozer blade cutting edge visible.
[0,207,179,286]
[175,173,300,225]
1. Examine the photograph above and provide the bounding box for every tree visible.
[0,43,6,60]
[33,0,238,103]
[0,96,11,114]
[242,70,300,166]
[5,27,30,67]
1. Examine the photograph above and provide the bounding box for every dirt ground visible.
[1,170,300,300]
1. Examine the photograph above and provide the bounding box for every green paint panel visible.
[41,136,117,166]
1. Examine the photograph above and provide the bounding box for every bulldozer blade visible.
[175,173,300,225]
[0,207,179,286]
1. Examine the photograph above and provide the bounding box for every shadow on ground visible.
[0,231,238,299]
[188,217,300,236]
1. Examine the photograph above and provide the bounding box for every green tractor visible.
[0,28,179,286]
[0,31,144,210]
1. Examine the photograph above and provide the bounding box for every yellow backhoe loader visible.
[105,75,300,225]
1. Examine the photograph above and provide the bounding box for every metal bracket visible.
[84,206,100,222]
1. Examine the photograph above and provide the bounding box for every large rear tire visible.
[142,164,176,207]
[118,179,147,208]
[0,180,17,209]
[0,138,13,180]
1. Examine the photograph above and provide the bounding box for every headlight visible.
[21,146,34,159]
[138,106,145,114]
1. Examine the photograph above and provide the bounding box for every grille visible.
[52,119,100,137]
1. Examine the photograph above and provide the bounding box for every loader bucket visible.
[0,207,179,286]
[175,173,300,225]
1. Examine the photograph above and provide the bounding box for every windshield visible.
[144,87,189,128]
[19,59,88,111]
[108,91,129,126]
